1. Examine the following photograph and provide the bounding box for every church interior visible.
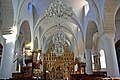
[0,0,120,80]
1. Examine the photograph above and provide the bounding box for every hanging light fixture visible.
[44,0,73,56]
[44,0,73,19]
[52,24,66,56]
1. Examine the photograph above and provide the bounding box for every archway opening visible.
[86,21,98,71]
[115,7,120,73]
[15,21,32,72]
[86,21,106,73]
[20,21,32,67]
[115,40,120,73]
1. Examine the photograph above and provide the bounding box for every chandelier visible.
[44,0,73,19]
[52,24,66,56]
[44,0,73,56]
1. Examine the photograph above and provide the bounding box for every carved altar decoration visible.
[32,49,44,77]
[74,58,86,74]
[43,44,74,80]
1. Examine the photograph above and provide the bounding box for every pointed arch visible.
[115,7,120,73]
[20,21,31,45]
[85,21,98,49]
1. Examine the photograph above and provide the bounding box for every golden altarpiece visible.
[32,44,74,79]
[32,44,86,79]
[42,44,74,79]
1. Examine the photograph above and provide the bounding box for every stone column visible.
[101,34,119,77]
[85,49,93,74]
[0,34,16,79]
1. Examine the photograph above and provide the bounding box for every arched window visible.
[100,49,106,68]
[28,2,33,14]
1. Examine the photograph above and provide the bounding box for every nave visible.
[0,0,120,79]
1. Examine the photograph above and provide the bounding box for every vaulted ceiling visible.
[31,0,87,53]
[1,0,88,55]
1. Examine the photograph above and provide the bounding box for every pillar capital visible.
[2,33,17,42]
[100,33,115,40]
